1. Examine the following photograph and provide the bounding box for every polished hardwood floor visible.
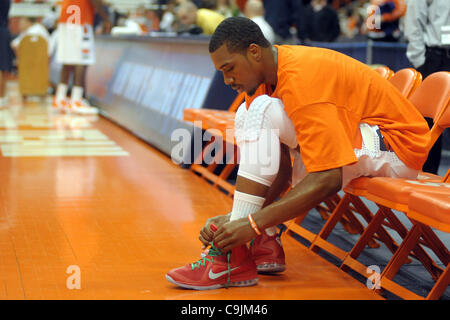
[0,82,382,300]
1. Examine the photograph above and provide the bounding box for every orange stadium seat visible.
[389,68,422,98]
[375,66,394,80]
[411,71,450,181]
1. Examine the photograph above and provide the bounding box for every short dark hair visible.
[209,17,270,54]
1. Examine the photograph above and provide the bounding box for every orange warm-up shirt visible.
[245,45,430,172]
[58,0,95,26]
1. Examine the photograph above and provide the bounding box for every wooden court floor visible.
[0,83,382,300]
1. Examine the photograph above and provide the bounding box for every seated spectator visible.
[41,5,60,33]
[160,0,177,32]
[263,0,306,44]
[339,5,364,39]
[216,0,241,18]
[367,0,406,42]
[130,5,151,33]
[11,17,50,55]
[244,0,275,44]
[304,0,341,42]
[176,1,225,35]
[198,0,218,10]
[111,12,145,36]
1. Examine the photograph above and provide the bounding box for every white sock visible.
[230,190,265,221]
[230,190,277,236]
[56,83,68,101]
[70,86,83,103]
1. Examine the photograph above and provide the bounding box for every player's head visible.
[209,17,270,96]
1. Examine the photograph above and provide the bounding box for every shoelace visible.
[191,243,232,288]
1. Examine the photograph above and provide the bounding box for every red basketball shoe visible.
[166,243,258,290]
[250,232,286,274]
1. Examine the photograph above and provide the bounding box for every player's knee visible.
[235,95,285,143]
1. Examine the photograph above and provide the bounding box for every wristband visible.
[248,214,262,236]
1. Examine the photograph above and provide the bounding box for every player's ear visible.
[247,43,262,62]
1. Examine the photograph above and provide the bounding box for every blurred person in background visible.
[160,0,177,32]
[111,12,145,35]
[53,0,110,115]
[176,1,225,35]
[216,0,240,18]
[93,1,120,34]
[244,0,275,44]
[404,0,450,174]
[339,6,362,39]
[262,0,306,44]
[366,0,406,42]
[128,5,159,34]
[199,0,218,10]
[0,0,12,108]
[42,4,60,33]
[304,0,341,42]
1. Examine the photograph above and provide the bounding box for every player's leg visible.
[232,96,298,273]
[53,64,72,111]
[69,24,97,115]
[166,95,298,289]
[0,71,6,107]
[70,64,86,106]
[343,123,419,186]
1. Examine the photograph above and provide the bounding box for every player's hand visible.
[213,218,256,253]
[199,214,230,248]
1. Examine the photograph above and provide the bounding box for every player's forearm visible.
[253,168,342,230]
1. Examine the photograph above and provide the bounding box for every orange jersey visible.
[58,0,95,26]
[245,45,430,172]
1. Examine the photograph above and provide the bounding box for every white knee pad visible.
[235,95,298,148]
[235,95,298,187]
